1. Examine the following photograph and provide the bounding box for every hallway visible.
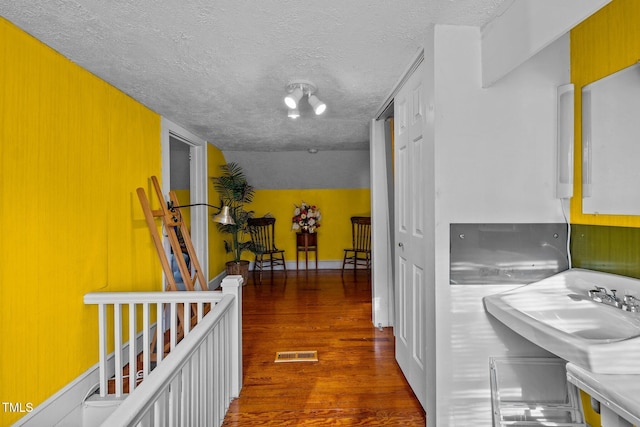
[221,269,426,426]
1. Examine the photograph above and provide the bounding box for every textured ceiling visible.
[1,0,512,151]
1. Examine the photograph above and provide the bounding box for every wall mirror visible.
[582,62,640,215]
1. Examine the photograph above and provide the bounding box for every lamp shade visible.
[212,206,235,225]
[284,87,303,109]
[308,94,326,115]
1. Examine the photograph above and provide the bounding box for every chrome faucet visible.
[588,287,623,308]
[588,287,640,311]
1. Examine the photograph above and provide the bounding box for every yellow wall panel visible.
[249,189,371,262]
[0,17,161,425]
[204,156,370,274]
[570,0,640,227]
[568,2,640,425]
[207,146,230,277]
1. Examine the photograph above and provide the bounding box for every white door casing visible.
[161,118,209,288]
[394,61,427,409]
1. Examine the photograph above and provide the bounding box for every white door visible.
[394,61,427,409]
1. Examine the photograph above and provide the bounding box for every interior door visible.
[394,61,427,409]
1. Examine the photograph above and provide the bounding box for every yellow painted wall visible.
[205,161,370,271]
[0,17,162,425]
[207,147,231,276]
[570,2,640,425]
[570,0,640,227]
[250,189,371,262]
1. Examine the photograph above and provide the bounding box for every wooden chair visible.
[342,216,372,274]
[248,217,287,278]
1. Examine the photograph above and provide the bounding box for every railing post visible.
[221,275,243,397]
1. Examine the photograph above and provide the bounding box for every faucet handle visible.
[624,295,639,312]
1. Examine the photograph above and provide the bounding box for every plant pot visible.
[226,260,250,286]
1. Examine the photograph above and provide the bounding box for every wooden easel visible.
[137,176,208,360]
[137,176,207,292]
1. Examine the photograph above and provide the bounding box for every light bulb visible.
[288,108,300,119]
[308,94,326,115]
[284,87,303,109]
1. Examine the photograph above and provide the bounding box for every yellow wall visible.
[570,0,640,227]
[205,160,371,270]
[250,189,371,262]
[0,17,162,425]
[207,147,231,276]
[570,2,640,425]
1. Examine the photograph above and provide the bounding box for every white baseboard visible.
[208,260,349,288]
[14,331,148,426]
[286,260,343,270]
[250,260,344,271]
[208,269,227,290]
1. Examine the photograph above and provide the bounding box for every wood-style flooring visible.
[222,269,426,426]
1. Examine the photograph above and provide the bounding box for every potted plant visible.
[211,162,255,284]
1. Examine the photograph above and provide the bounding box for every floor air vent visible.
[275,351,318,363]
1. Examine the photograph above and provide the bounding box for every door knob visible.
[398,242,404,248]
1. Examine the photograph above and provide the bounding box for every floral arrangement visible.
[292,201,321,233]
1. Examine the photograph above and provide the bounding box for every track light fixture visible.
[284,79,326,118]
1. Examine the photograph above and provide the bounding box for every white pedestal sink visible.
[483,268,640,374]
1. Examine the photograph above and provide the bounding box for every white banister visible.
[83,275,243,404]
[93,275,243,427]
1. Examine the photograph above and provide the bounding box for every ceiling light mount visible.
[285,79,317,98]
[284,79,326,116]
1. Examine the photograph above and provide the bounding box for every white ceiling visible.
[1,0,512,151]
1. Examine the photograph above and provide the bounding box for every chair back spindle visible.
[352,218,371,252]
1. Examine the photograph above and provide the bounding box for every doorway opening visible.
[161,118,209,288]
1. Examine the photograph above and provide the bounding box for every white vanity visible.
[484,268,640,427]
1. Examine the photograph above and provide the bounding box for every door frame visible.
[161,118,209,287]
[370,49,424,327]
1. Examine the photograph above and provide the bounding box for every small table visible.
[296,232,318,270]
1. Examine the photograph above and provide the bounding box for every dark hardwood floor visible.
[222,269,426,426]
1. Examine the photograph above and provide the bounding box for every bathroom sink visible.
[484,268,640,374]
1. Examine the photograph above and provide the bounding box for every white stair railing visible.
[83,275,242,426]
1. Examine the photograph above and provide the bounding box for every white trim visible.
[208,269,228,290]
[224,260,358,274]
[286,260,345,270]
[14,333,147,426]
[369,119,393,327]
[161,118,209,286]
[371,52,427,328]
